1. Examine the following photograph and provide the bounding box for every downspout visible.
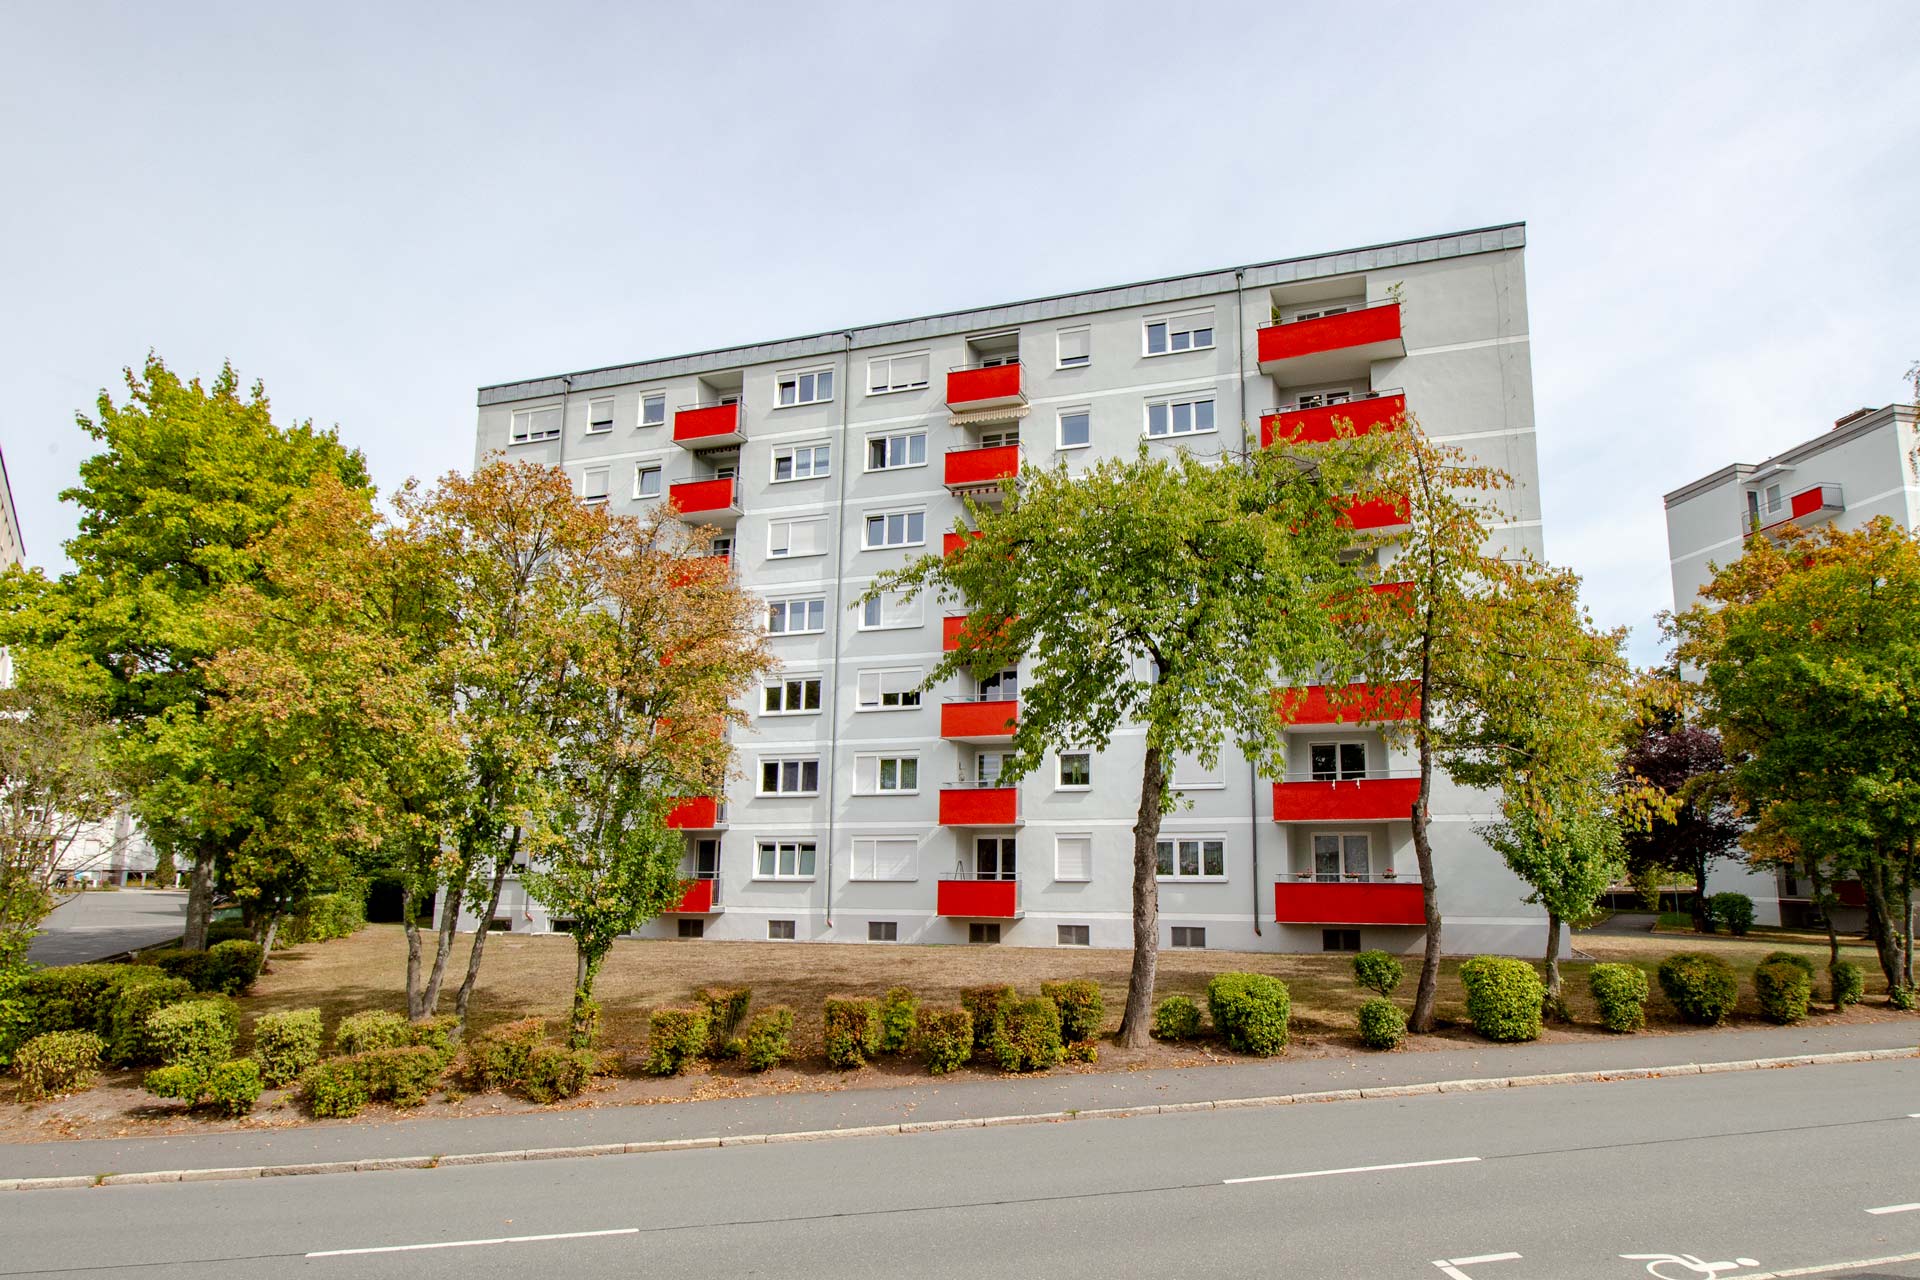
[820,332,856,934]
[1237,266,1262,937]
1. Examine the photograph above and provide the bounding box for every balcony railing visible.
[943,529,980,557]
[1274,878,1424,926]
[946,361,1025,411]
[944,442,1023,492]
[1256,303,1405,380]
[940,696,1019,741]
[1742,483,1843,539]
[668,477,742,524]
[1276,682,1422,727]
[937,782,1021,827]
[673,876,724,914]
[673,401,745,447]
[936,876,1022,918]
[1260,390,1406,447]
[1271,772,1420,822]
[665,797,727,830]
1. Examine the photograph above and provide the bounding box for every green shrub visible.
[1657,952,1739,1025]
[359,1045,445,1106]
[1206,973,1292,1056]
[205,921,254,946]
[1891,985,1916,1011]
[251,1008,323,1088]
[642,1006,709,1077]
[203,940,263,995]
[989,996,1064,1073]
[1039,979,1104,1045]
[106,970,195,1065]
[741,1006,795,1071]
[1152,994,1202,1041]
[18,964,124,1037]
[1352,950,1405,998]
[463,1016,547,1090]
[915,1004,973,1075]
[696,986,750,1057]
[12,1030,105,1099]
[822,996,881,1069]
[333,1009,412,1056]
[521,1045,594,1103]
[143,1062,204,1105]
[300,1058,371,1117]
[1588,963,1650,1033]
[145,998,238,1070]
[1708,892,1754,937]
[204,1060,263,1116]
[151,948,214,991]
[959,985,1015,1059]
[1830,960,1865,1007]
[407,1015,460,1063]
[1355,998,1405,1050]
[1761,951,1815,980]
[1064,1038,1098,1063]
[1458,956,1544,1042]
[1754,961,1811,1025]
[278,892,367,946]
[878,986,919,1055]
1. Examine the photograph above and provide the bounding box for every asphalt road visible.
[25,889,187,966]
[2,1057,1915,1279]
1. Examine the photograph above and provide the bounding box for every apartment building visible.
[471,223,1548,956]
[1664,399,1920,925]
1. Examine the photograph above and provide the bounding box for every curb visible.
[3,1045,1911,1194]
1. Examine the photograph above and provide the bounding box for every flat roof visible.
[477,222,1526,407]
[1662,403,1917,507]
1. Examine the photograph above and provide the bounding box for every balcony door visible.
[1312,833,1370,882]
[978,667,1019,702]
[975,750,1015,785]
[1310,742,1368,781]
[693,838,720,881]
[975,836,1017,881]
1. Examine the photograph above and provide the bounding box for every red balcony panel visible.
[1277,682,1422,726]
[1261,393,1407,448]
[946,362,1024,410]
[1751,483,1844,538]
[944,443,1021,489]
[668,477,740,522]
[938,787,1019,826]
[940,699,1018,740]
[1341,495,1410,531]
[665,796,721,830]
[943,530,979,557]
[1274,880,1425,926]
[1256,303,1405,379]
[937,878,1021,918]
[674,879,716,914]
[673,402,743,447]
[942,615,968,650]
[1271,777,1421,822]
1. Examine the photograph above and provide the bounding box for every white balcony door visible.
[1312,833,1370,881]
[975,836,1017,881]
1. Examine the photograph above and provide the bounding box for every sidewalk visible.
[3,1019,1912,1182]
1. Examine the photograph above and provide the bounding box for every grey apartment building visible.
[472,223,1550,957]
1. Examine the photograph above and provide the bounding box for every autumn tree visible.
[866,440,1384,1047]
[1616,686,1743,931]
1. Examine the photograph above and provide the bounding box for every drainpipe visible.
[557,374,573,469]
[820,331,856,934]
[1236,267,1263,938]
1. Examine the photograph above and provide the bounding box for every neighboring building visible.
[1664,400,1920,925]
[471,223,1549,956]
[0,446,22,573]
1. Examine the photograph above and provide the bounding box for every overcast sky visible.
[2,1,1915,663]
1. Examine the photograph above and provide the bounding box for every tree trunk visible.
[421,880,463,1016]
[257,914,279,974]
[1408,715,1442,1031]
[1859,849,1904,991]
[1902,835,1915,991]
[454,833,518,1028]
[1542,910,1563,999]
[402,884,426,1020]
[182,854,214,951]
[1115,746,1167,1049]
[1692,854,1712,933]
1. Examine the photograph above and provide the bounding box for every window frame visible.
[767,918,797,939]
[1054,833,1093,883]
[754,840,817,882]
[639,392,667,428]
[868,920,899,942]
[767,514,830,561]
[853,753,921,796]
[1311,831,1373,881]
[766,596,827,636]
[855,667,923,712]
[758,756,822,797]
[634,464,663,499]
[862,508,927,550]
[1155,834,1229,882]
[1144,394,1218,439]
[859,592,924,632]
[509,404,563,444]
[1057,751,1092,791]
[581,465,611,504]
[586,397,615,434]
[1057,406,1092,451]
[1143,308,1217,357]
[866,350,932,396]
[849,835,918,882]
[775,365,836,408]
[761,674,824,717]
[770,442,832,484]
[1056,325,1091,369]
[1308,740,1369,782]
[865,429,929,472]
[1057,924,1091,947]
[1172,755,1226,791]
[1170,925,1207,949]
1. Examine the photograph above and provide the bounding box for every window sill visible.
[865,385,931,398]
[586,427,613,436]
[848,876,919,883]
[509,436,561,447]
[862,542,929,553]
[1056,441,1091,452]
[767,552,830,562]
[772,400,834,411]
[756,792,822,800]
[1056,360,1090,371]
[768,630,828,639]
[1144,428,1220,441]
[1156,876,1229,884]
[1053,876,1091,884]
[853,791,921,798]
[854,705,922,714]
[1055,785,1091,793]
[862,463,930,474]
[758,710,822,718]
[1142,345,1217,359]
[751,877,817,884]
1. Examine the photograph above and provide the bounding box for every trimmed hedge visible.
[521,1045,594,1103]
[359,1045,449,1107]
[1206,973,1291,1056]
[991,996,1064,1073]
[1754,960,1811,1025]
[1355,998,1405,1050]
[300,1058,371,1117]
[1761,951,1815,980]
[1039,979,1104,1047]
[463,1016,548,1090]
[1892,986,1917,1011]
[1152,995,1202,1041]
[12,1030,105,1100]
[1352,950,1405,998]
[407,1015,460,1060]
[251,1008,323,1088]
[878,986,919,1055]
[145,998,239,1070]
[741,1006,795,1071]
[696,986,751,1058]
[915,1005,973,1075]
[642,1007,708,1077]
[1657,952,1739,1025]
[959,985,1015,1060]
[204,940,263,995]
[1830,960,1864,1007]
[333,1009,413,1057]
[18,964,123,1036]
[105,971,197,1065]
[1708,892,1754,937]
[278,892,367,946]
[823,996,881,1069]
[1459,956,1544,1042]
[1588,963,1650,1033]
[148,1057,262,1117]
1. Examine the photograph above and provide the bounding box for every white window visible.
[976,667,1019,701]
[1055,834,1093,882]
[640,392,666,427]
[634,465,663,499]
[767,597,826,635]
[1172,754,1224,790]
[1057,924,1091,946]
[860,593,923,631]
[1144,309,1215,355]
[509,405,562,443]
[1156,836,1227,881]
[863,509,926,549]
[856,667,922,710]
[1057,751,1091,790]
[974,749,1014,785]
[868,351,931,394]
[758,757,821,796]
[756,841,816,881]
[1171,926,1207,949]
[1058,408,1091,450]
[1312,833,1372,881]
[1146,395,1217,438]
[1056,326,1091,369]
[850,836,917,881]
[776,366,834,407]
[867,430,927,471]
[771,442,831,482]
[587,397,615,433]
[581,466,610,504]
[768,516,829,560]
[1309,742,1369,781]
[854,755,920,794]
[762,675,823,715]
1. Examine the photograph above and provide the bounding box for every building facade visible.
[472,223,1549,956]
[1664,399,1920,925]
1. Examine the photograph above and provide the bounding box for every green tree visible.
[866,440,1382,1047]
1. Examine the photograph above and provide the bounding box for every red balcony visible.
[946,362,1025,411]
[1274,879,1424,926]
[665,796,725,830]
[1277,682,1422,727]
[941,698,1018,742]
[942,614,1012,652]
[943,530,980,557]
[938,785,1020,827]
[1257,303,1405,382]
[673,402,744,448]
[1748,483,1844,538]
[1341,495,1410,531]
[944,443,1021,492]
[1261,392,1407,448]
[1271,777,1420,822]
[937,877,1022,918]
[668,477,741,525]
[673,878,722,914]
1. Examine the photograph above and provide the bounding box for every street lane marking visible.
[1225,1155,1480,1185]
[307,1227,639,1257]
[1740,1250,1920,1278]
[1865,1202,1920,1215]
[1431,1253,1521,1280]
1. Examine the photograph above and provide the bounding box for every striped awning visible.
[948,405,1030,429]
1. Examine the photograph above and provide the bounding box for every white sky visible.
[2,1,1915,664]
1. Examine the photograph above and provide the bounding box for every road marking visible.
[1431,1252,1521,1280]
[1740,1250,1920,1278]
[1865,1202,1920,1215]
[307,1227,639,1257]
[1225,1155,1480,1185]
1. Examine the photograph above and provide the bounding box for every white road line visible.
[1225,1155,1480,1185]
[1865,1202,1920,1215]
[1741,1249,1920,1278]
[307,1227,639,1258]
[1432,1253,1521,1280]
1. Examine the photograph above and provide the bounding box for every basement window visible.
[677,918,704,939]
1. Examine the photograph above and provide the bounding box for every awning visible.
[948,405,1030,429]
